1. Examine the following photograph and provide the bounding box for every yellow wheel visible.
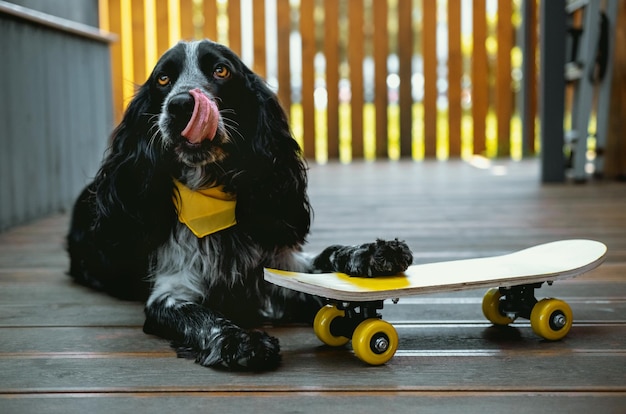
[530,298,573,341]
[352,319,398,366]
[482,288,515,326]
[313,305,350,347]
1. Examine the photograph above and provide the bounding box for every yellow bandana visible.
[173,180,237,238]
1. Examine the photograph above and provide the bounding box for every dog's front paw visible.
[186,328,281,371]
[351,238,414,277]
[221,329,281,371]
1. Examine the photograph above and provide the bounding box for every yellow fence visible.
[99,0,536,163]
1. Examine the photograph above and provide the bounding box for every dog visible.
[67,39,413,371]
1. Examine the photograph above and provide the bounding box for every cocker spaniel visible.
[67,40,413,371]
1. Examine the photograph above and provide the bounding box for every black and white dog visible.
[67,40,413,371]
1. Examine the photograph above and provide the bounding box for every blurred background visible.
[1,0,625,230]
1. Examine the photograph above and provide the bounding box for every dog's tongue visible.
[181,88,219,144]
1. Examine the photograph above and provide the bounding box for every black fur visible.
[67,40,413,371]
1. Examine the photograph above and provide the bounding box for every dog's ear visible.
[232,72,312,248]
[92,82,176,247]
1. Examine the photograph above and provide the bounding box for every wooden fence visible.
[100,0,536,163]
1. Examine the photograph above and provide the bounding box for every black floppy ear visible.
[66,82,176,300]
[232,72,312,249]
[91,83,176,248]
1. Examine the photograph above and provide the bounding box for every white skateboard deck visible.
[264,239,607,302]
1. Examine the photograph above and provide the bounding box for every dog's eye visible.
[157,74,171,86]
[213,65,231,79]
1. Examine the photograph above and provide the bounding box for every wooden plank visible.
[448,0,462,158]
[472,0,488,155]
[227,0,242,55]
[397,0,413,158]
[0,1,115,42]
[324,0,340,159]
[422,0,437,158]
[496,0,513,156]
[300,0,316,158]
[2,354,625,392]
[130,0,146,85]
[348,0,365,159]
[155,1,171,57]
[4,313,626,354]
[276,0,292,111]
[521,0,538,156]
[179,0,195,40]
[373,0,388,158]
[202,0,218,41]
[106,0,124,124]
[605,0,626,179]
[253,0,267,78]
[3,393,626,414]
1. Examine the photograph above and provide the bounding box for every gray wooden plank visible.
[1,393,625,414]
[2,324,624,356]
[1,353,624,393]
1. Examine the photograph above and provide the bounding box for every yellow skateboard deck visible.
[264,239,607,366]
[264,239,607,302]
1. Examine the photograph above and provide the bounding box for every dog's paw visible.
[185,328,281,371]
[221,329,281,371]
[351,238,414,277]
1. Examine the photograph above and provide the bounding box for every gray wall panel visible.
[0,7,112,231]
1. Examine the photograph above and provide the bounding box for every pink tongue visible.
[181,88,219,144]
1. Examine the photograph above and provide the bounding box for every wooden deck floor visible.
[1,159,625,413]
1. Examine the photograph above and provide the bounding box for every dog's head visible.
[96,40,311,248]
[150,41,249,169]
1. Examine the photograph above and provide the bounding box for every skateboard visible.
[264,239,607,365]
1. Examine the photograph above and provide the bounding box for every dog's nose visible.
[167,93,195,119]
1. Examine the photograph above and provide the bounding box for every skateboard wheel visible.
[352,319,398,366]
[530,298,573,341]
[482,288,515,326]
[313,305,350,347]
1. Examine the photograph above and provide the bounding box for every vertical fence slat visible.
[106,0,123,123]
[523,0,537,155]
[472,0,488,155]
[203,0,218,40]
[422,0,437,157]
[448,0,462,157]
[349,0,364,159]
[180,0,194,40]
[398,0,413,158]
[300,0,316,158]
[143,0,158,77]
[156,1,171,56]
[253,0,266,78]
[131,0,146,84]
[119,0,135,110]
[228,0,242,55]
[496,0,512,156]
[324,0,339,159]
[373,0,388,158]
[276,0,291,111]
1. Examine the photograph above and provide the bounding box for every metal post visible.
[539,0,567,183]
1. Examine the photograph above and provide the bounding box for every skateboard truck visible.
[314,300,399,364]
[498,283,544,320]
[327,300,385,338]
[483,282,574,341]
